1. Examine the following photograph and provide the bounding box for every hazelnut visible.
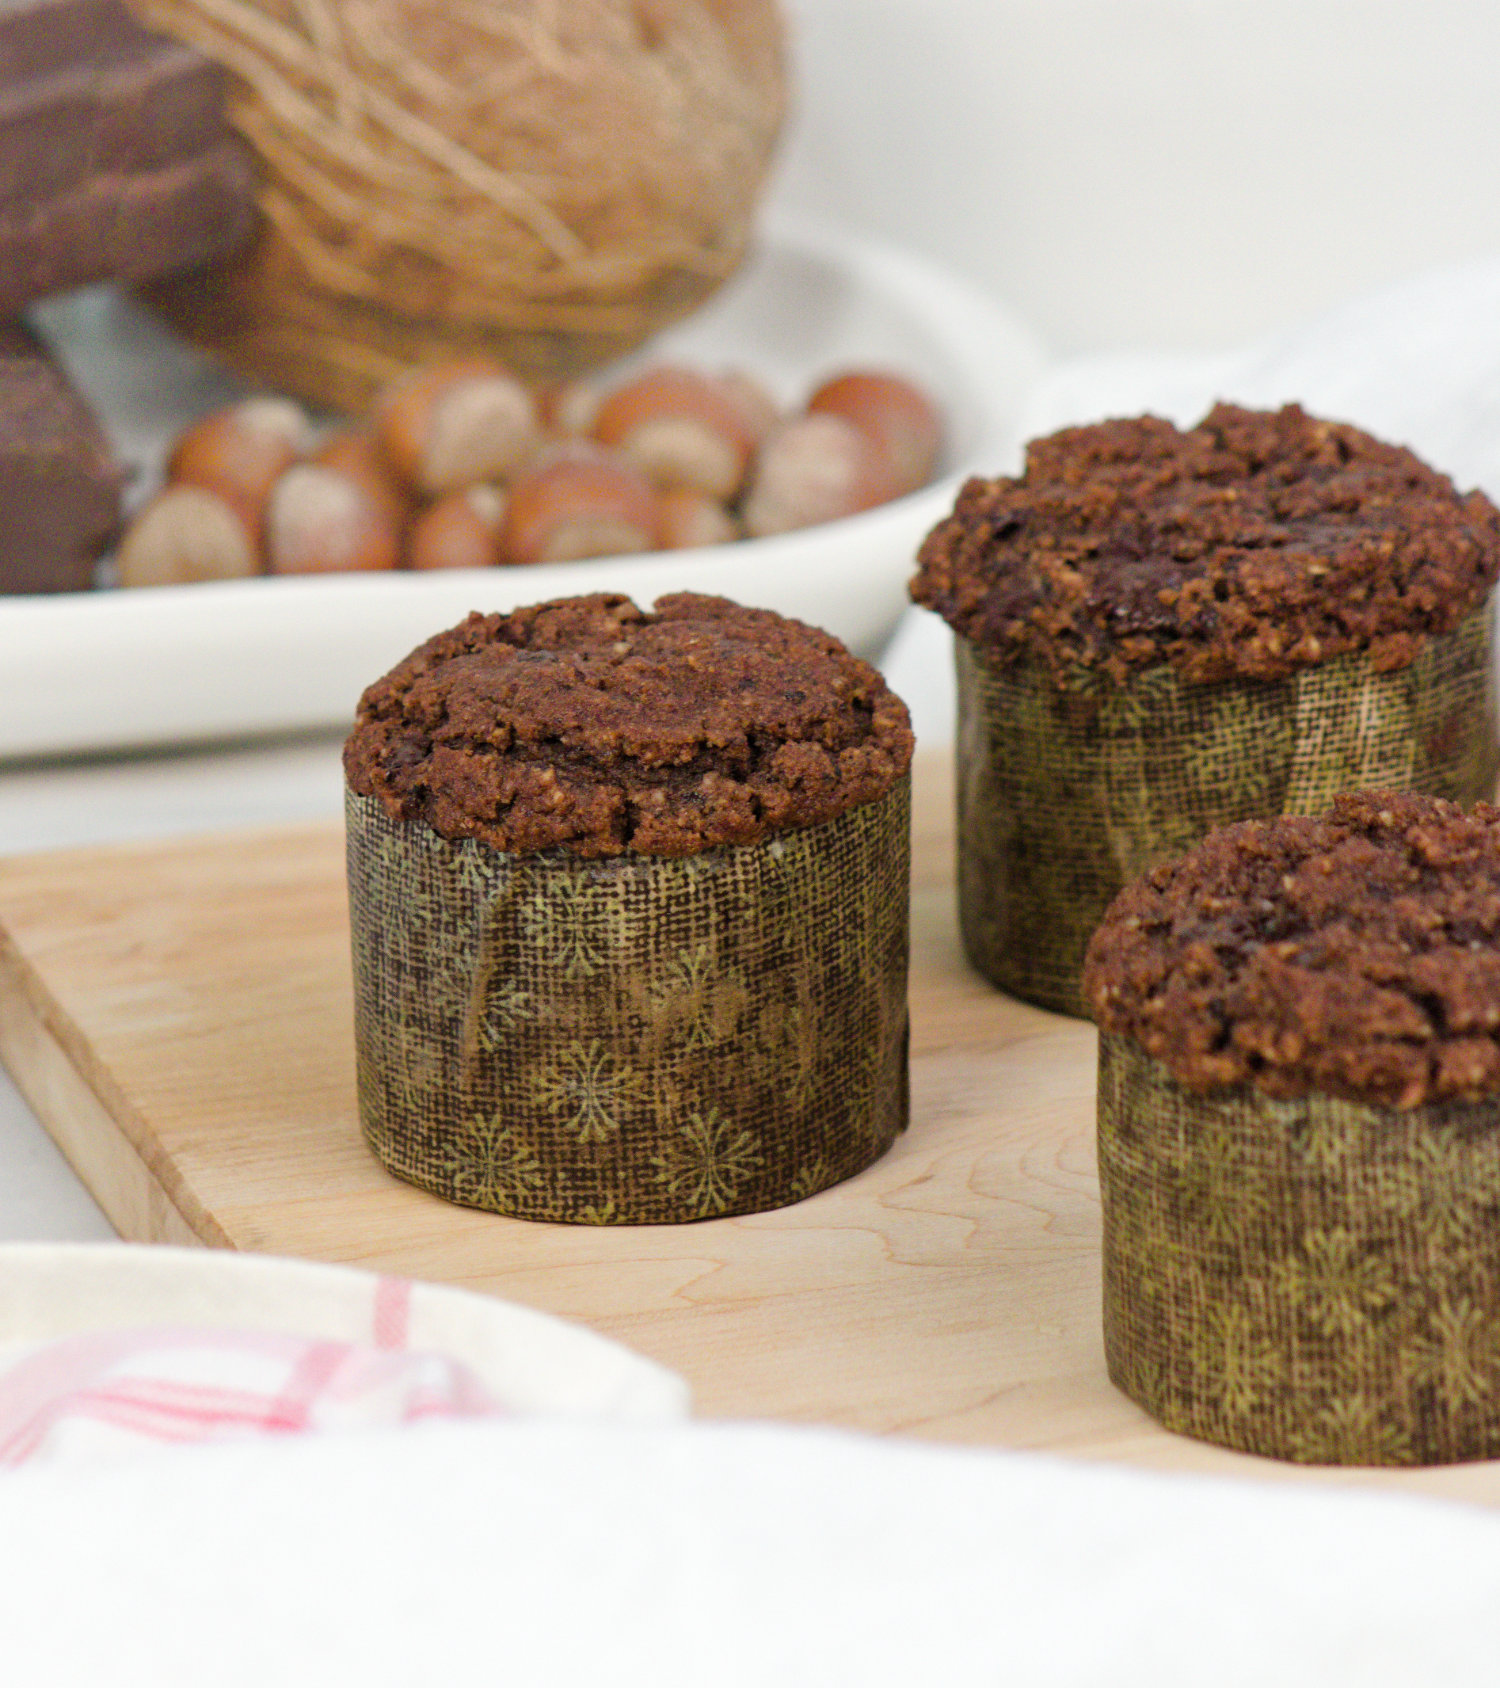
[311,428,411,529]
[501,446,660,566]
[715,369,781,443]
[806,370,942,495]
[536,376,604,437]
[374,358,540,496]
[165,396,312,527]
[591,366,761,500]
[264,464,402,574]
[740,413,901,538]
[408,485,508,571]
[116,485,261,587]
[657,487,739,549]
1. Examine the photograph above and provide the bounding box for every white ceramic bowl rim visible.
[0,1242,691,1422]
[7,213,1043,759]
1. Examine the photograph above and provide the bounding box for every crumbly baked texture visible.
[912,402,1500,686]
[1084,791,1500,1108]
[344,591,914,857]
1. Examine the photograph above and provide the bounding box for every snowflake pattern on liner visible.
[956,607,1496,1017]
[346,779,911,1225]
[1099,1029,1500,1467]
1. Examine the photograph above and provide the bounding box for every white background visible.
[774,0,1500,356]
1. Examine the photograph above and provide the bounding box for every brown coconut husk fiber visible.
[130,0,788,412]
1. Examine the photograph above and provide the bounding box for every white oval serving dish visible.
[7,213,1043,761]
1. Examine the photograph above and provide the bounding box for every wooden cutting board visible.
[4,751,1500,1509]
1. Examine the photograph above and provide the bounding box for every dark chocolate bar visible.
[0,0,254,313]
[0,141,253,312]
[0,33,230,208]
[0,317,121,593]
[0,0,146,84]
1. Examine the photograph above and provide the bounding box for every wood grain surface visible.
[3,751,1500,1507]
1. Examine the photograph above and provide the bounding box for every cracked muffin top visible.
[911,402,1500,687]
[343,591,913,857]
[1084,790,1500,1109]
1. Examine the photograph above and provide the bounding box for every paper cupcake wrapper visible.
[954,605,1498,1018]
[346,778,910,1225]
[1098,1029,1500,1466]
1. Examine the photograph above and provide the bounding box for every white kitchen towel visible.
[0,1245,690,1435]
[884,252,1500,746]
[1020,253,1500,494]
[0,1415,1495,1685]
[0,1323,503,1465]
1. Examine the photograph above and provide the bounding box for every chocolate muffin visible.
[344,591,913,1225]
[911,402,1500,1018]
[1084,792,1500,1466]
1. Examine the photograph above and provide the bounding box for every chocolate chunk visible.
[0,0,145,83]
[0,36,229,208]
[0,318,122,593]
[0,0,253,313]
[0,142,253,312]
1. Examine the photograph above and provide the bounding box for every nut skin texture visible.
[741,412,901,538]
[116,485,262,587]
[374,358,540,497]
[501,448,660,566]
[311,428,411,531]
[145,361,946,584]
[536,376,603,437]
[165,397,312,532]
[264,465,403,574]
[658,486,739,549]
[716,368,780,444]
[591,365,761,500]
[408,485,508,571]
[807,370,942,495]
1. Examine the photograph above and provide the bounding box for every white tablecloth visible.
[2,1415,1499,1685]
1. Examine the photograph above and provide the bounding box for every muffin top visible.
[912,402,1500,686]
[343,591,913,857]
[1084,791,1500,1109]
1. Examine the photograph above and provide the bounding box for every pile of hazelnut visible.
[115,358,943,586]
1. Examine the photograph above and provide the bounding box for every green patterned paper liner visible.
[1098,1030,1500,1466]
[346,778,911,1224]
[955,605,1498,1018]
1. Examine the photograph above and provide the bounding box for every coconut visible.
[130,0,788,413]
